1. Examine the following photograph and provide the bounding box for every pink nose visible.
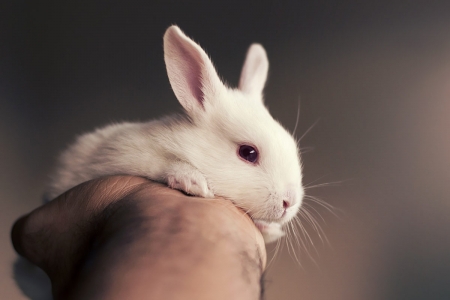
[283,200,291,209]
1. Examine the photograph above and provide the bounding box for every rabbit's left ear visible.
[238,44,269,97]
[164,26,225,116]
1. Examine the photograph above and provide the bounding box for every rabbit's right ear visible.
[164,26,224,116]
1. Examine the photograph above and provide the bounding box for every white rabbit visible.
[46,26,304,243]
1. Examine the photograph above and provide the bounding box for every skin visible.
[11,176,267,300]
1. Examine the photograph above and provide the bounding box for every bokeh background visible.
[2,1,450,299]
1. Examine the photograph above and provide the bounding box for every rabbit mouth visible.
[253,219,281,230]
[250,213,286,224]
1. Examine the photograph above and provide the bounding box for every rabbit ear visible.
[238,44,269,97]
[164,26,224,115]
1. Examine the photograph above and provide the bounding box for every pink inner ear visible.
[174,37,205,107]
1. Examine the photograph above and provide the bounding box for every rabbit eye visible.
[238,145,258,163]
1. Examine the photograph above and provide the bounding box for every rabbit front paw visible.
[166,162,214,198]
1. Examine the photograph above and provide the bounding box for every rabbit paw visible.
[254,220,285,244]
[166,162,214,198]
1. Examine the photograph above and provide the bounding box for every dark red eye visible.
[238,145,258,163]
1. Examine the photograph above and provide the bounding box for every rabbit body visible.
[47,26,304,243]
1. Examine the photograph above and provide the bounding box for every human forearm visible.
[12,177,266,300]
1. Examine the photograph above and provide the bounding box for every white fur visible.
[47,26,304,243]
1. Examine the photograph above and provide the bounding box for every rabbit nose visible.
[281,196,294,218]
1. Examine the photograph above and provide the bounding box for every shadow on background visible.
[1,1,450,299]
[13,258,51,300]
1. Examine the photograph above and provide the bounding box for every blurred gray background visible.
[1,1,450,299]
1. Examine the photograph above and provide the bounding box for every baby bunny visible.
[46,26,304,243]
